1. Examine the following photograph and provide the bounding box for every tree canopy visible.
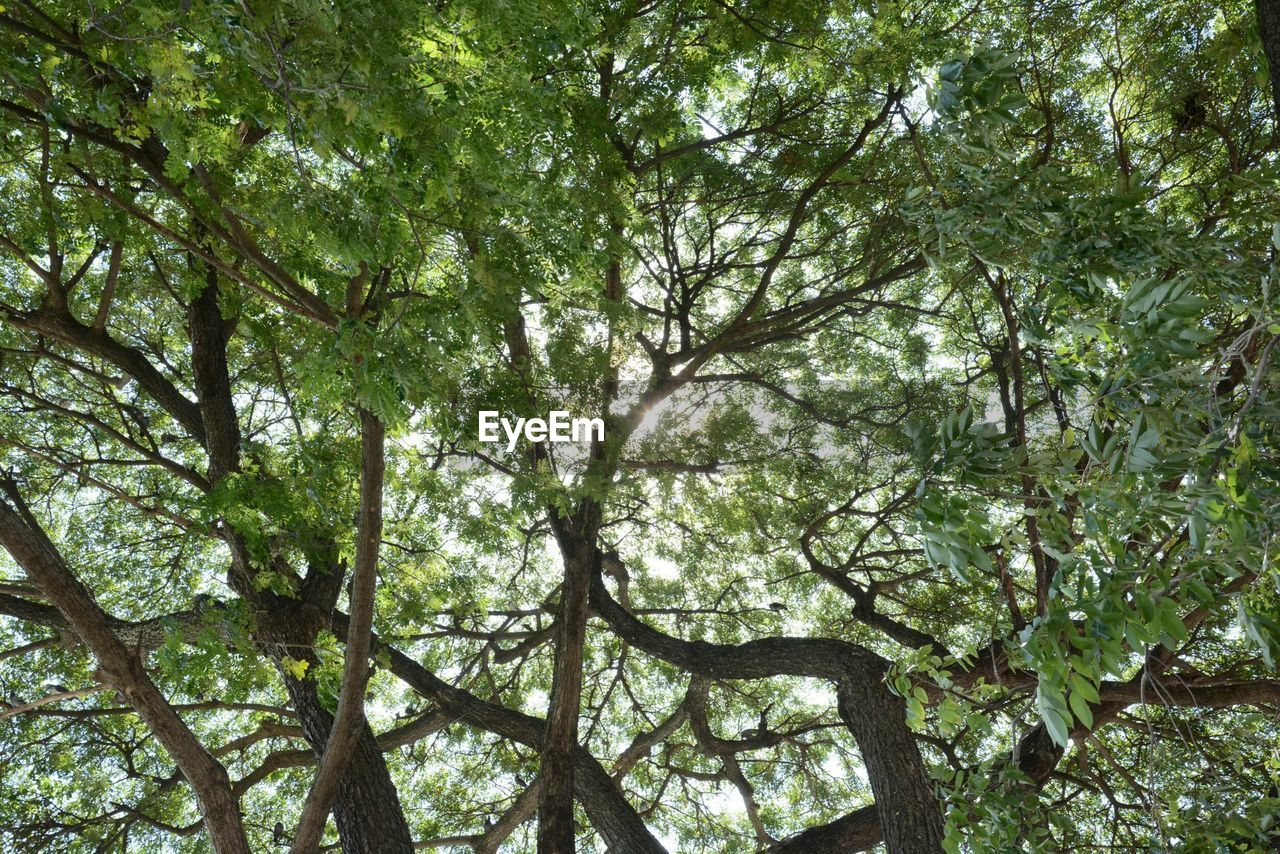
[1,0,1279,851]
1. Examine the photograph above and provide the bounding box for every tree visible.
[0,0,1277,851]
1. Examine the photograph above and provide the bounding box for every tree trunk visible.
[187,260,240,481]
[538,537,596,853]
[835,678,945,853]
[286,671,415,853]
[187,265,413,852]
[1259,0,1280,119]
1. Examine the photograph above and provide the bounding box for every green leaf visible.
[1069,672,1100,704]
[1043,706,1071,748]
[281,656,310,681]
[1068,689,1094,730]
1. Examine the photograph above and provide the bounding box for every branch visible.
[1096,677,1280,708]
[332,611,667,854]
[93,241,123,331]
[186,252,241,481]
[0,683,109,719]
[3,308,207,445]
[1257,0,1280,120]
[588,567,943,849]
[0,480,249,853]
[291,410,385,853]
[678,89,903,378]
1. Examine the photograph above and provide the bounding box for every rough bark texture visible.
[589,569,945,853]
[286,674,414,853]
[0,493,250,854]
[836,680,945,852]
[770,805,880,853]
[184,264,413,853]
[538,532,597,853]
[187,263,240,481]
[1258,0,1280,118]
[290,411,408,854]
[499,299,597,853]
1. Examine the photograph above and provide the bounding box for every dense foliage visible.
[1,0,1278,851]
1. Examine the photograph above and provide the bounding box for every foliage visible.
[0,0,1278,851]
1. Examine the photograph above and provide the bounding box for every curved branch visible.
[588,569,944,851]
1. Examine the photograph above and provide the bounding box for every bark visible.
[12,307,206,443]
[836,680,945,851]
[500,293,604,852]
[1096,677,1280,706]
[590,572,883,682]
[334,612,667,854]
[777,652,1275,850]
[772,719,1059,853]
[479,783,541,854]
[770,806,880,853]
[0,591,196,649]
[187,259,240,480]
[284,673,414,853]
[0,489,250,854]
[184,258,412,853]
[291,411,406,853]
[588,570,944,853]
[539,531,597,853]
[1258,0,1280,119]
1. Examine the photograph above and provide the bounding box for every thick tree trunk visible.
[291,410,392,853]
[187,261,240,481]
[836,680,945,853]
[1258,0,1280,119]
[187,267,412,852]
[285,670,415,853]
[538,535,597,853]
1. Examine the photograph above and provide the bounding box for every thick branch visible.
[291,411,399,853]
[332,612,667,854]
[187,255,241,481]
[0,483,249,854]
[5,308,206,444]
[589,569,943,852]
[1258,0,1280,119]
